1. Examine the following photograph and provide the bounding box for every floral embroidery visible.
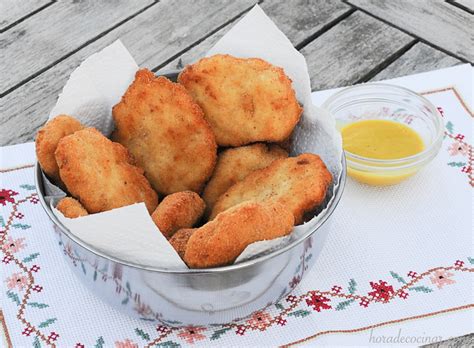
[0,189,18,206]
[306,293,332,312]
[368,280,395,303]
[246,311,272,331]
[5,272,28,291]
[429,269,456,289]
[2,236,26,253]
[448,141,469,156]
[177,327,207,344]
[115,338,138,348]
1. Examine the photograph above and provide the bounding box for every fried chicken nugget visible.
[169,228,195,259]
[184,201,294,268]
[113,69,217,195]
[202,143,287,215]
[55,128,158,214]
[178,54,302,146]
[151,191,205,239]
[56,197,88,218]
[35,115,84,181]
[210,154,332,224]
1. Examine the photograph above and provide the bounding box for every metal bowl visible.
[35,70,347,326]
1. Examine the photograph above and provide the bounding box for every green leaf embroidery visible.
[11,223,31,230]
[135,328,150,341]
[0,215,5,227]
[468,257,474,264]
[335,299,355,311]
[447,161,466,167]
[93,270,98,281]
[80,262,87,275]
[126,281,132,294]
[23,253,40,263]
[20,184,36,190]
[27,302,49,309]
[155,340,181,347]
[348,279,357,294]
[287,309,311,318]
[38,318,57,328]
[6,291,20,305]
[390,271,407,284]
[274,302,284,310]
[408,286,433,293]
[33,335,42,348]
[121,297,129,305]
[445,121,454,134]
[210,327,232,340]
[95,336,105,348]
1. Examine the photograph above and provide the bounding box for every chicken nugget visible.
[151,191,205,239]
[202,143,287,215]
[169,228,195,259]
[35,115,84,181]
[56,197,88,218]
[184,201,294,268]
[178,54,302,146]
[113,69,217,195]
[55,128,158,214]
[210,154,332,224]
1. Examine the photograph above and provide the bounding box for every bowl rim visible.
[35,154,346,274]
[321,82,444,169]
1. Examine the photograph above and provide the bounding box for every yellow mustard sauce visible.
[341,120,425,185]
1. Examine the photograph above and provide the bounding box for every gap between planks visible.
[342,0,472,64]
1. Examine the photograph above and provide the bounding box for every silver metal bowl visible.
[35,70,347,325]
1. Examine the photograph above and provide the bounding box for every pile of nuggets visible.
[36,54,333,269]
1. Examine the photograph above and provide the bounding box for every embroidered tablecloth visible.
[1,64,472,347]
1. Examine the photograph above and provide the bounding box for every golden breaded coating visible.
[55,128,158,214]
[169,228,195,259]
[112,69,217,195]
[184,202,294,268]
[178,54,302,146]
[35,115,84,181]
[202,143,287,215]
[151,191,205,239]
[56,197,88,218]
[210,154,332,224]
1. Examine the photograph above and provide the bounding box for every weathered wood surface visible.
[301,11,414,90]
[0,0,51,32]
[160,0,353,72]
[450,0,474,14]
[348,0,474,62]
[0,0,255,145]
[0,0,153,95]
[372,43,462,81]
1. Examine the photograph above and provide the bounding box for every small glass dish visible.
[322,83,444,185]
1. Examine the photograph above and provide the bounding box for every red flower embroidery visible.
[5,272,28,291]
[306,292,331,312]
[246,311,272,331]
[454,260,464,268]
[0,189,18,206]
[407,271,418,278]
[47,332,59,342]
[398,290,409,299]
[368,280,394,303]
[235,325,246,336]
[359,297,370,307]
[22,326,34,336]
[331,285,342,294]
[177,327,206,344]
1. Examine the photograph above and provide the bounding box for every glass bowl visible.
[322,83,444,185]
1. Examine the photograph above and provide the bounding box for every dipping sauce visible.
[341,120,425,185]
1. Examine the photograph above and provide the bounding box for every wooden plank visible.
[0,0,51,31]
[347,0,474,62]
[300,11,414,91]
[0,0,154,95]
[372,43,462,81]
[160,0,353,72]
[0,0,255,146]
